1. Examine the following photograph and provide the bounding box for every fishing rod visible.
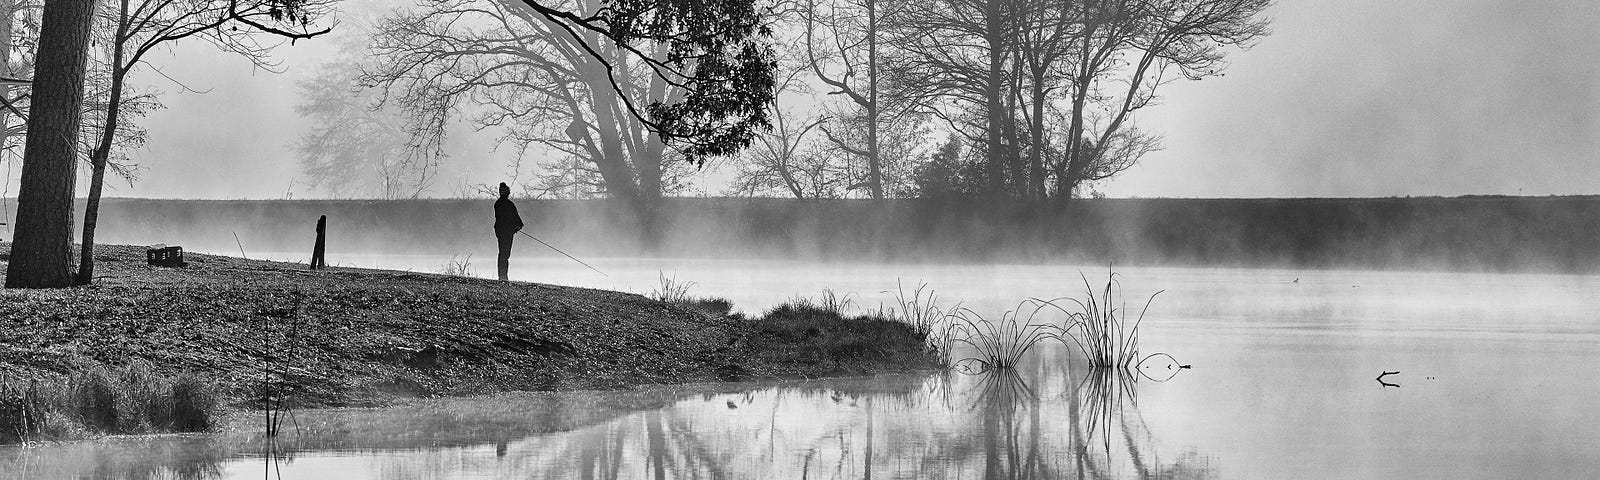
[517,230,609,278]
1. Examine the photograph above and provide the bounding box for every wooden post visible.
[310,215,327,270]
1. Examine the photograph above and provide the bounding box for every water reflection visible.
[1,436,228,480]
[0,346,1209,480]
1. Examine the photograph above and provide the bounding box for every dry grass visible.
[435,254,475,277]
[649,272,698,304]
[1,361,221,445]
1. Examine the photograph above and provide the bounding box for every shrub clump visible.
[1,362,221,445]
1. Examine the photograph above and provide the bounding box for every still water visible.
[5,256,1600,479]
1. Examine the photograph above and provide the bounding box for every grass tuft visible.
[880,280,961,367]
[785,289,859,317]
[170,374,219,432]
[649,272,697,304]
[817,289,857,316]
[435,253,475,277]
[0,377,49,444]
[1,363,220,444]
[1039,269,1164,368]
[69,366,118,432]
[947,300,1064,373]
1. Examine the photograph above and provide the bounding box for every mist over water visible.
[10,195,1599,479]
[6,264,1599,479]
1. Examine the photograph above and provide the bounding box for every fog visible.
[77,196,1600,274]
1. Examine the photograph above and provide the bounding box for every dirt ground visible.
[0,243,935,407]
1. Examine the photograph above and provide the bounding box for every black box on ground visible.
[146,245,186,267]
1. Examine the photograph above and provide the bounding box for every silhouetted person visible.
[494,183,523,281]
[310,215,327,270]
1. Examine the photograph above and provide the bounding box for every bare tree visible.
[1054,0,1270,198]
[728,67,833,198]
[801,0,904,199]
[0,0,40,164]
[882,0,1026,196]
[361,0,704,205]
[295,53,440,199]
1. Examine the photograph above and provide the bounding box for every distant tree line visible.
[296,0,1271,201]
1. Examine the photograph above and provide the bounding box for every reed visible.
[881,281,961,367]
[816,289,858,316]
[258,294,308,438]
[1041,270,1163,368]
[884,280,945,336]
[947,300,1064,373]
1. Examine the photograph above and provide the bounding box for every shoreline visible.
[0,243,937,443]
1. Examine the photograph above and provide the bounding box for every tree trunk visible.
[865,0,883,199]
[1027,69,1046,199]
[983,1,1006,196]
[5,0,94,289]
[76,0,131,285]
[1058,75,1091,199]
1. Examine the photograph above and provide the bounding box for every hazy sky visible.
[12,0,1598,199]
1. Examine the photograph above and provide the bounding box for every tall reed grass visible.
[257,293,309,438]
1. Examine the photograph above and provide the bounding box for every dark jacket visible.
[494,197,524,234]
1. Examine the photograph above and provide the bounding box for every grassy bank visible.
[75,196,1600,273]
[0,243,937,444]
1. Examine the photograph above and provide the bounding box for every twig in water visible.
[1376,370,1400,388]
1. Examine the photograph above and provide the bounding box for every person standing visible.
[493,183,524,281]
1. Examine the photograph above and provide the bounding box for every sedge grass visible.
[947,300,1065,373]
[1039,270,1163,369]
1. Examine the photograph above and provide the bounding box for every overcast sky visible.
[13,0,1598,199]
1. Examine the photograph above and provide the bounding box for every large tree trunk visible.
[5,0,94,289]
[76,0,131,285]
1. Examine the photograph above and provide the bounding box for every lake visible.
[5,255,1599,479]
